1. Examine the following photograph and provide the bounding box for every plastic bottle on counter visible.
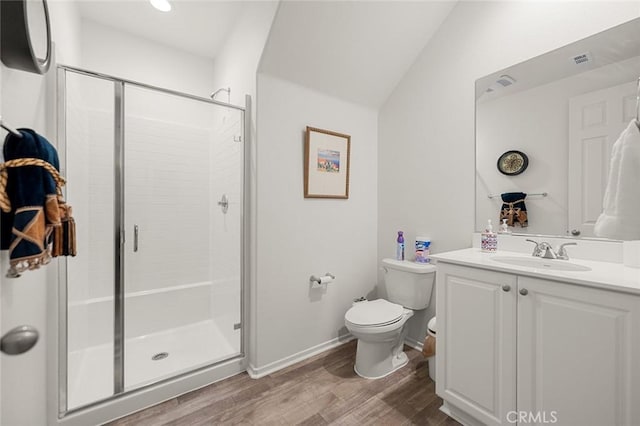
[415,236,431,263]
[499,219,511,234]
[481,220,497,252]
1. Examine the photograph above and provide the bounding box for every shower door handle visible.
[134,225,139,252]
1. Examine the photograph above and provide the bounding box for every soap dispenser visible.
[499,219,511,234]
[481,219,497,252]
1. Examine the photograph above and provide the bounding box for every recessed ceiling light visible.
[150,0,171,12]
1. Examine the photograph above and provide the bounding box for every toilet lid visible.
[345,299,404,327]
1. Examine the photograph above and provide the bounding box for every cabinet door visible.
[436,264,517,426]
[518,277,640,426]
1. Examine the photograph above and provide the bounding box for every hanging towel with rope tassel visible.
[0,129,76,277]
[500,192,528,227]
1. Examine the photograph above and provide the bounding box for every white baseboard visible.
[247,334,355,379]
[440,401,484,426]
[247,334,427,379]
[404,336,424,352]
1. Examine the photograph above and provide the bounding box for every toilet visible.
[344,258,436,379]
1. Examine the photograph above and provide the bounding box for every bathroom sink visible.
[490,256,592,272]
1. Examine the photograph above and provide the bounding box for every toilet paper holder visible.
[310,273,335,285]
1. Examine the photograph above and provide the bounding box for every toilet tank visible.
[382,258,436,310]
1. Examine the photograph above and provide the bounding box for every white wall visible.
[210,1,278,107]
[0,2,82,425]
[378,1,640,344]
[49,0,83,66]
[78,19,215,97]
[253,73,378,371]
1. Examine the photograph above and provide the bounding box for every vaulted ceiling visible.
[76,0,249,59]
[259,1,457,107]
[76,0,457,108]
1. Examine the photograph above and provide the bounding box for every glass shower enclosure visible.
[57,66,246,413]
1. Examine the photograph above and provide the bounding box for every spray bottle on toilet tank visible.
[396,231,405,260]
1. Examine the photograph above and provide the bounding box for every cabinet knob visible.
[502,285,511,292]
[519,288,528,296]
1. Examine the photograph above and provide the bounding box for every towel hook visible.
[0,116,22,138]
[487,192,547,199]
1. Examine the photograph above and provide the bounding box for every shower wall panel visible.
[123,117,212,294]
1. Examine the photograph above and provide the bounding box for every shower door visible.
[122,84,243,390]
[61,67,245,413]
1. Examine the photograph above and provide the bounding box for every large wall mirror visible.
[475,17,640,241]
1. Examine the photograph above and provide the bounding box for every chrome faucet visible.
[526,239,545,257]
[525,240,577,260]
[556,242,577,260]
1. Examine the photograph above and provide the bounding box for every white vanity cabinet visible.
[517,276,640,426]
[436,262,640,426]
[436,264,517,425]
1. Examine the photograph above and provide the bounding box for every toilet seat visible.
[345,299,404,327]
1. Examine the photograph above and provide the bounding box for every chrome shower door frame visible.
[56,65,249,422]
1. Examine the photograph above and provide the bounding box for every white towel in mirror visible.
[594,120,640,240]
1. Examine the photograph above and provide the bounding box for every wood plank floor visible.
[109,340,461,425]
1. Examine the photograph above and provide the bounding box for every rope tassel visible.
[53,203,76,257]
[0,157,76,264]
[0,157,66,213]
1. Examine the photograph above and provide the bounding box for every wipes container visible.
[415,236,431,263]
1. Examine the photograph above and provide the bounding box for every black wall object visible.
[497,150,529,176]
[1,0,51,74]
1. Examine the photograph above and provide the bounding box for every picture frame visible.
[304,126,351,199]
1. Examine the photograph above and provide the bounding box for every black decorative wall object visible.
[1,0,51,74]
[497,150,529,176]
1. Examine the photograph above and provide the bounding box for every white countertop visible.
[431,248,640,295]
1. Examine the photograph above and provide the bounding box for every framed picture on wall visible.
[304,126,351,199]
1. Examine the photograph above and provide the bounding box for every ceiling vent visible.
[496,75,516,87]
[485,75,516,93]
[571,51,593,65]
